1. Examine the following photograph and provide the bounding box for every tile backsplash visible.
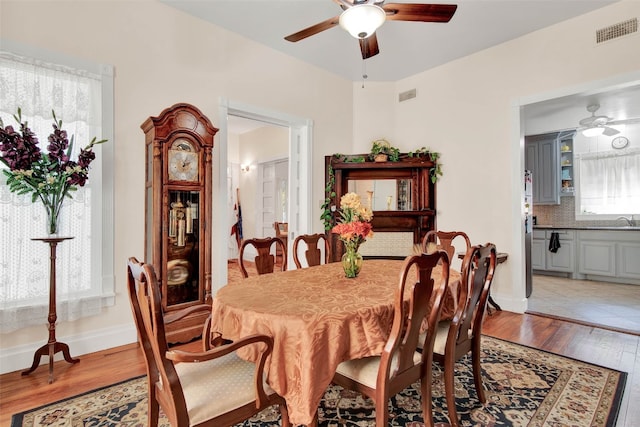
[533,196,633,227]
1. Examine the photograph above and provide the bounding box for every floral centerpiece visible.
[331,192,373,278]
[0,108,106,235]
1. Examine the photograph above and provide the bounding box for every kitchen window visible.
[0,44,114,333]
[574,148,640,218]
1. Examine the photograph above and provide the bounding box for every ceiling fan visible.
[578,103,640,137]
[284,0,458,60]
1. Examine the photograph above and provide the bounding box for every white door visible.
[259,159,288,238]
[260,161,276,238]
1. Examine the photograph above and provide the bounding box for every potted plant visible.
[369,139,400,162]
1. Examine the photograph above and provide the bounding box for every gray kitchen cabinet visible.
[525,134,560,205]
[531,230,546,270]
[532,229,575,274]
[578,239,616,276]
[558,133,574,196]
[546,230,575,273]
[617,242,640,280]
[533,229,640,284]
[577,230,640,281]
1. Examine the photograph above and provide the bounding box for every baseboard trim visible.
[0,324,137,375]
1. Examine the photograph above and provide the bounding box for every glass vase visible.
[44,204,62,236]
[341,244,363,278]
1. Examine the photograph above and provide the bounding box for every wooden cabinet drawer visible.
[546,230,574,240]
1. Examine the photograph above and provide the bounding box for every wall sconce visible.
[241,164,252,172]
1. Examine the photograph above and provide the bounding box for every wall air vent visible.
[596,18,637,44]
[399,89,416,102]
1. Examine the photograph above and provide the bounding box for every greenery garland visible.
[320,148,442,231]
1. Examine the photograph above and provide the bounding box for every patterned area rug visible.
[11,337,626,427]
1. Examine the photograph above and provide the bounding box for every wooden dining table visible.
[210,259,460,426]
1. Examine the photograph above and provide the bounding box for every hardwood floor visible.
[1,311,637,426]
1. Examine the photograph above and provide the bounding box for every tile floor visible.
[527,274,640,335]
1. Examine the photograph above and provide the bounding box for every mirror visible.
[348,179,412,211]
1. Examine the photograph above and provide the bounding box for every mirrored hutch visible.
[325,154,438,262]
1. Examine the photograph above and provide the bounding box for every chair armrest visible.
[164,304,211,324]
[201,314,233,351]
[167,333,272,362]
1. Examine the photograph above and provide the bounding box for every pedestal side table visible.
[22,236,80,383]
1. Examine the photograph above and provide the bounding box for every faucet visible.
[616,216,635,226]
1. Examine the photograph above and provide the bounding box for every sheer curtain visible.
[576,148,640,215]
[0,51,105,333]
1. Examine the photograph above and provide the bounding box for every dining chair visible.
[126,257,291,427]
[274,222,288,261]
[239,237,287,278]
[421,230,471,271]
[292,233,330,268]
[422,243,497,427]
[332,250,450,427]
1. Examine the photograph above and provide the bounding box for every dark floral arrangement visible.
[0,108,107,234]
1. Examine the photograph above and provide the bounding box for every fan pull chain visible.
[361,60,368,88]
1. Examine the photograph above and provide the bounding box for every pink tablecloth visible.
[210,259,459,425]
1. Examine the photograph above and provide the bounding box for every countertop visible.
[533,225,640,231]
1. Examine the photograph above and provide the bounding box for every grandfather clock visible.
[141,103,218,343]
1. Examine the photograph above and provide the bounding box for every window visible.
[0,43,114,333]
[575,148,640,218]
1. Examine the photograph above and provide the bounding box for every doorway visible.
[213,99,313,291]
[517,72,640,332]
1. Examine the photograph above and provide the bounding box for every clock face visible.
[168,150,199,181]
[611,136,629,149]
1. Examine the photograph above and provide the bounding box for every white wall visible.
[0,0,352,372]
[353,0,640,313]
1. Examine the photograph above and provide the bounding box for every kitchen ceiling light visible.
[582,126,605,137]
[339,4,386,39]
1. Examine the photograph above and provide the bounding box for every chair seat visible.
[335,351,422,389]
[174,351,275,426]
[419,321,473,354]
[431,321,451,355]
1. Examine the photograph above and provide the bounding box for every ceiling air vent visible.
[596,18,637,44]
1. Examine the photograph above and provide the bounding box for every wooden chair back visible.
[239,237,287,278]
[434,243,497,427]
[333,250,450,427]
[126,257,290,427]
[292,233,330,268]
[274,222,288,259]
[421,230,471,271]
[451,243,497,353]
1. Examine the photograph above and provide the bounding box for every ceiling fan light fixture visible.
[339,4,386,39]
[582,126,605,137]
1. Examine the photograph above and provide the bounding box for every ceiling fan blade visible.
[383,3,458,22]
[608,117,640,126]
[284,16,340,42]
[602,126,620,137]
[359,33,380,59]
